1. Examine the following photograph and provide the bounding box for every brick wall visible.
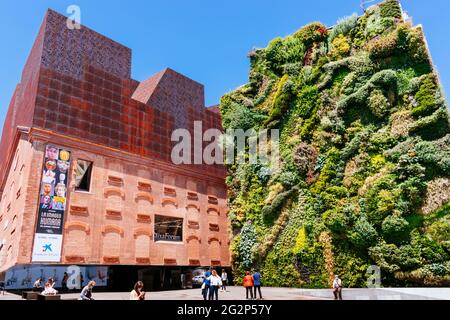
[0,8,230,270]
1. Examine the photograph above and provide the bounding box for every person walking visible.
[332,275,343,300]
[220,270,228,292]
[130,281,146,300]
[62,272,69,292]
[208,270,222,300]
[243,271,254,300]
[253,270,263,300]
[79,272,84,290]
[181,273,185,289]
[79,281,96,300]
[202,268,212,301]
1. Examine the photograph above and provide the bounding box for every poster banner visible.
[4,265,108,290]
[32,145,71,262]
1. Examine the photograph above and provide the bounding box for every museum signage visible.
[154,215,183,242]
[31,145,71,262]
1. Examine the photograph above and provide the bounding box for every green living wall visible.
[220,0,450,287]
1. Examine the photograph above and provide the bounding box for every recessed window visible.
[75,160,93,192]
[154,215,183,242]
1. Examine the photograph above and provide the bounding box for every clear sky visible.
[0,0,448,134]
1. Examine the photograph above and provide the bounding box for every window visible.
[154,215,183,242]
[75,160,93,192]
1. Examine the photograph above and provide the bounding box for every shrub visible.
[349,216,379,248]
[365,8,396,39]
[238,222,257,268]
[338,69,398,112]
[331,34,351,60]
[294,22,328,46]
[369,241,401,273]
[221,102,265,130]
[367,31,398,59]
[368,89,391,118]
[412,75,439,117]
[415,135,450,175]
[261,187,297,223]
[379,0,402,19]
[426,216,450,244]
[396,24,430,65]
[381,214,410,244]
[295,85,320,118]
[278,171,300,188]
[328,14,359,45]
[265,75,292,124]
[284,36,307,64]
[323,207,348,234]
[396,68,417,96]
[293,143,317,177]
[409,108,449,140]
[266,37,287,73]
[293,226,307,255]
[353,13,368,48]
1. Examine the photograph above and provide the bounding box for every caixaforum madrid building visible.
[0,9,230,290]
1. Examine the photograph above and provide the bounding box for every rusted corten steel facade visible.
[0,9,230,275]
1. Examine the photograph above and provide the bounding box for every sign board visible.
[32,145,71,262]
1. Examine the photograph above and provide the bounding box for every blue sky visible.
[0,0,449,134]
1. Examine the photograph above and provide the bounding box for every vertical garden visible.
[220,0,450,287]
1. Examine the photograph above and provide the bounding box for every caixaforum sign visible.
[32,145,71,262]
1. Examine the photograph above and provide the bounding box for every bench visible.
[22,291,39,300]
[37,294,61,300]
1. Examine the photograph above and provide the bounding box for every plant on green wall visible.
[221,0,450,288]
[238,221,257,269]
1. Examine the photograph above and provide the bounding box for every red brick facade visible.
[0,9,229,273]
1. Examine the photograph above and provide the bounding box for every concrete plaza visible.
[1,286,449,300]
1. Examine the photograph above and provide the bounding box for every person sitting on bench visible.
[42,278,58,296]
[33,278,43,291]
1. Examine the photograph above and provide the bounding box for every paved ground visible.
[60,286,327,300]
[1,287,449,300]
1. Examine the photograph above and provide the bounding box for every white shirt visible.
[42,284,57,295]
[333,278,342,289]
[130,290,141,300]
[208,275,222,286]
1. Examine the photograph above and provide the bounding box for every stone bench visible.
[37,294,61,300]
[22,291,39,300]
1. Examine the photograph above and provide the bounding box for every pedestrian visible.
[253,270,263,300]
[208,270,222,300]
[201,280,207,300]
[220,270,228,292]
[62,272,68,292]
[79,281,96,300]
[202,268,212,301]
[181,273,185,289]
[79,272,84,289]
[130,281,146,300]
[243,271,254,300]
[332,275,343,300]
[33,278,42,291]
[42,277,57,296]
